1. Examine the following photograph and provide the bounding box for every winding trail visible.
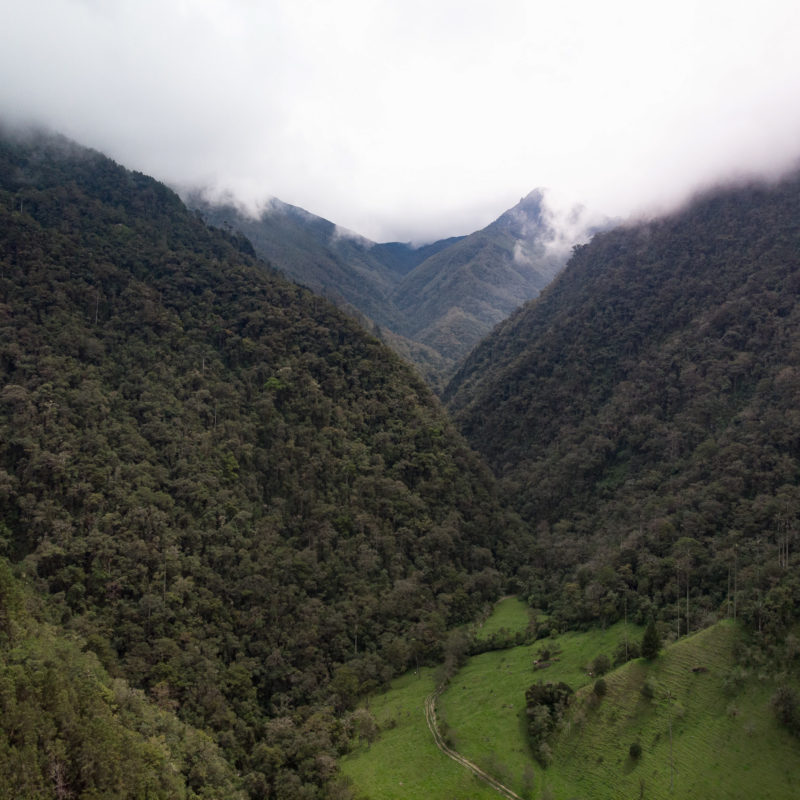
[424,688,524,800]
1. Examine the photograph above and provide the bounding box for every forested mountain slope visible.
[0,560,245,799]
[189,195,414,331]
[190,196,462,388]
[0,127,520,798]
[446,175,800,636]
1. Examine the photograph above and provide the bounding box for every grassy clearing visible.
[473,596,532,641]
[341,599,800,800]
[339,666,500,800]
[439,621,638,797]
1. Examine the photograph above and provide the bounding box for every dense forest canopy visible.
[446,174,800,639]
[0,127,520,798]
[3,123,800,799]
[0,559,246,799]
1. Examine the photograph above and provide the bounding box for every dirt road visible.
[424,689,525,800]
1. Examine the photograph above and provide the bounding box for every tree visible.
[591,653,610,676]
[641,618,661,660]
[525,681,573,764]
[771,686,800,736]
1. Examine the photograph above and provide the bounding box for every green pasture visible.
[439,621,639,796]
[341,599,800,800]
[473,596,533,641]
[546,621,800,800]
[339,666,500,800]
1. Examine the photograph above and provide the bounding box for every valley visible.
[1,125,799,799]
[190,189,594,389]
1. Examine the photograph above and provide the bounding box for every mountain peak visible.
[496,193,547,237]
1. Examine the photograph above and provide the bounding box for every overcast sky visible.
[3,0,800,242]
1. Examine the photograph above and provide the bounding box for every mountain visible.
[190,189,594,389]
[390,190,569,365]
[0,126,520,798]
[445,174,800,637]
[4,124,799,798]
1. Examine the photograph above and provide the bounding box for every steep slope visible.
[0,127,519,799]
[446,174,800,636]
[0,560,245,799]
[371,236,466,276]
[189,195,405,329]
[189,195,461,387]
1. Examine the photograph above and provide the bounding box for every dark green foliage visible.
[771,686,800,736]
[629,741,642,759]
[593,678,607,697]
[469,626,535,656]
[591,653,611,676]
[641,619,661,660]
[190,195,411,334]
[613,639,639,665]
[446,174,800,639]
[0,127,519,798]
[0,558,245,799]
[524,681,573,764]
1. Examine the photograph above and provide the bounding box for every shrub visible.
[641,619,661,660]
[591,653,611,676]
[593,678,607,698]
[614,639,640,665]
[771,686,800,736]
[535,741,553,767]
[629,741,642,759]
[525,681,574,764]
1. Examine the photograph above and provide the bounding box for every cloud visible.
[331,224,373,246]
[537,189,614,258]
[3,1,800,242]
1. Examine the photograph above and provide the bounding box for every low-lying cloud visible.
[3,1,800,242]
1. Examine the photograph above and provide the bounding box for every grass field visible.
[438,621,639,797]
[339,666,501,800]
[473,596,533,641]
[546,621,800,800]
[340,600,800,800]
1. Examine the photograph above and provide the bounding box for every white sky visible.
[3,0,800,242]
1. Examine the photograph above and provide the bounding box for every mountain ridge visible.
[445,171,800,637]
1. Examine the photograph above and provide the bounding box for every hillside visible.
[188,195,412,331]
[0,559,245,799]
[189,196,463,387]
[446,174,800,638]
[0,126,521,798]
[191,190,585,388]
[547,621,800,800]
[343,603,800,800]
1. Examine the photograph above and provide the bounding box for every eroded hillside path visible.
[424,689,524,800]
